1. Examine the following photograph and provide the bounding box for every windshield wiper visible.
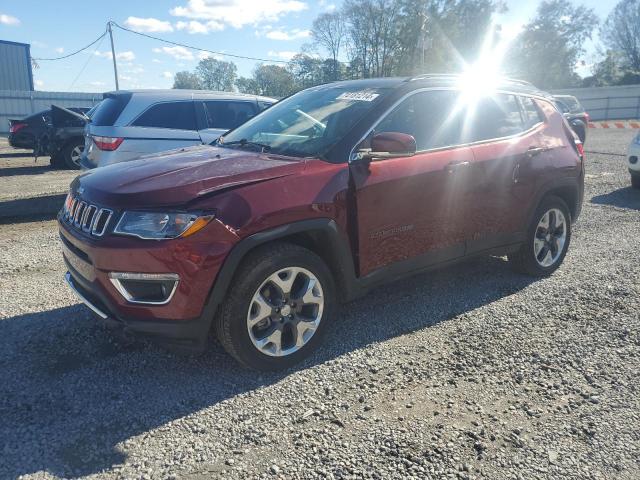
[218,138,272,152]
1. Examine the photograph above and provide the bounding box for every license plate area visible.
[61,242,95,282]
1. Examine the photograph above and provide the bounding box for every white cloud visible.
[152,58,162,63]
[123,65,145,74]
[34,79,44,88]
[94,50,136,62]
[198,51,223,60]
[162,71,173,79]
[152,46,194,60]
[55,47,64,54]
[265,28,309,41]
[175,20,224,34]
[31,40,47,48]
[318,0,336,12]
[120,75,133,82]
[170,0,307,29]
[268,50,296,60]
[124,16,174,33]
[89,81,106,87]
[0,13,20,26]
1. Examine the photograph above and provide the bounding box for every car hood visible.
[74,145,307,209]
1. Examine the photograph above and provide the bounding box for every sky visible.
[0,0,616,93]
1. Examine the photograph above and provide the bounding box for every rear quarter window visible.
[132,101,197,130]
[92,94,132,126]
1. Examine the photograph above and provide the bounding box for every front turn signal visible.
[180,215,215,238]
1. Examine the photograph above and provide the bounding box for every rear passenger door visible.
[197,100,258,144]
[127,101,202,154]
[463,94,544,253]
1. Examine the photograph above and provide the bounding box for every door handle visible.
[526,147,546,158]
[446,161,469,172]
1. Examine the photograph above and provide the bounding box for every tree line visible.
[173,0,640,96]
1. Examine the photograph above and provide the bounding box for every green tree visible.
[196,57,237,92]
[311,12,346,80]
[173,71,203,89]
[287,54,325,89]
[395,0,504,74]
[506,0,599,88]
[601,0,640,71]
[588,50,624,86]
[252,64,296,98]
[235,76,260,94]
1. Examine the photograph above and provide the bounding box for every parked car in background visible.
[81,90,275,169]
[553,95,589,143]
[8,107,91,152]
[46,105,98,169]
[60,75,584,370]
[628,132,640,188]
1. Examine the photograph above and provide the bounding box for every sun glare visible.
[458,20,514,104]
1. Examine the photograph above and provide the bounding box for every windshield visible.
[219,85,389,158]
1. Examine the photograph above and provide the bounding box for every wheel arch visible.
[527,178,583,229]
[205,219,359,319]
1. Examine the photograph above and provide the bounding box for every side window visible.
[132,101,197,130]
[204,101,257,130]
[465,94,524,142]
[374,90,464,151]
[258,101,274,111]
[521,97,543,129]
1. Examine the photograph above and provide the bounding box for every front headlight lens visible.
[114,211,213,240]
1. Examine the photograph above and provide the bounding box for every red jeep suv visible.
[59,75,584,370]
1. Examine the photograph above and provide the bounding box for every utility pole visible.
[107,21,119,90]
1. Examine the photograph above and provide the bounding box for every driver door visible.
[350,90,472,277]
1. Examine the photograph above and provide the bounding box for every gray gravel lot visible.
[0,129,639,480]
[0,138,78,202]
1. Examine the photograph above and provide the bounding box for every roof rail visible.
[407,73,534,87]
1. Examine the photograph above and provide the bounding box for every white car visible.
[629,132,640,189]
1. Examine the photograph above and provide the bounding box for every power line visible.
[68,33,106,89]
[110,21,289,64]
[33,30,108,61]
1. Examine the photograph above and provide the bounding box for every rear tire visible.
[61,140,84,170]
[49,153,64,169]
[631,174,640,189]
[215,242,336,371]
[508,195,571,277]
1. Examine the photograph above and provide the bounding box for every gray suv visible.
[81,90,275,169]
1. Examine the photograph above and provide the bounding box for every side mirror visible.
[356,132,417,161]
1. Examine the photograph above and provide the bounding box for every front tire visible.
[215,242,336,370]
[508,195,572,277]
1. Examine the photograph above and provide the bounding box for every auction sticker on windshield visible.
[337,91,380,102]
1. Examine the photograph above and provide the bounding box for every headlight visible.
[114,211,214,240]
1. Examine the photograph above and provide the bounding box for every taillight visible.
[576,142,585,158]
[584,112,590,122]
[93,136,124,151]
[9,122,27,134]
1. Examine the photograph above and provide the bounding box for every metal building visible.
[0,40,34,91]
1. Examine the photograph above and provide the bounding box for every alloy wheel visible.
[246,267,324,357]
[70,145,84,166]
[533,208,567,267]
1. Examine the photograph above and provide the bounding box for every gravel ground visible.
[0,138,78,202]
[0,129,638,480]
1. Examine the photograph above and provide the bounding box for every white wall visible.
[0,90,101,134]
[551,84,640,121]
